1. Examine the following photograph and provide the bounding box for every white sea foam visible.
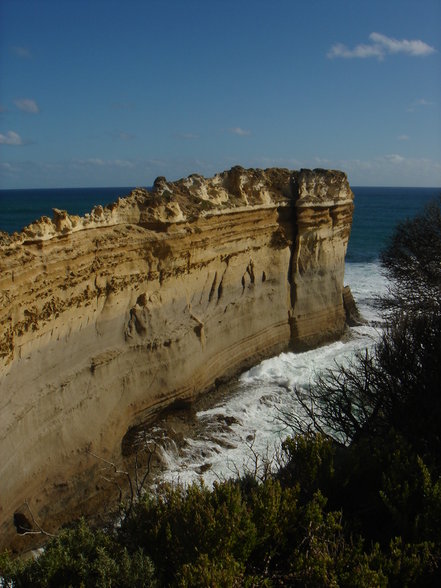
[147,261,387,488]
[344,261,388,323]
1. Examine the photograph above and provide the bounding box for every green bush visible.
[120,480,257,584]
[1,519,156,588]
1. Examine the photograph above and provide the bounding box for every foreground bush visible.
[0,519,156,588]
[3,463,438,587]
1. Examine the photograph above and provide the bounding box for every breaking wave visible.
[140,261,388,487]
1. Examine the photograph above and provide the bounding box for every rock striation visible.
[0,166,354,550]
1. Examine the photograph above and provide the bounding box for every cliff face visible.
[0,167,353,549]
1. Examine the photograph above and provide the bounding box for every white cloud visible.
[230,127,251,136]
[173,132,200,140]
[118,131,135,141]
[397,134,410,141]
[106,131,136,141]
[0,131,23,145]
[340,155,441,186]
[327,42,384,60]
[407,98,435,112]
[11,45,32,59]
[416,98,434,106]
[1,154,440,190]
[328,32,436,60]
[254,156,302,168]
[369,32,436,56]
[73,158,135,168]
[14,98,40,113]
[114,159,135,168]
[384,153,405,164]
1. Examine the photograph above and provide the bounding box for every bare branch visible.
[17,501,56,538]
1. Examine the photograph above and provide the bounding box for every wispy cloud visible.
[339,154,441,186]
[0,131,23,145]
[327,42,384,60]
[107,131,136,141]
[230,127,251,136]
[111,101,136,111]
[254,156,302,168]
[173,132,200,140]
[383,153,405,164]
[397,134,410,141]
[414,98,435,107]
[118,131,135,141]
[14,98,40,114]
[328,32,436,60]
[73,158,135,169]
[407,97,435,112]
[10,45,32,59]
[0,162,15,171]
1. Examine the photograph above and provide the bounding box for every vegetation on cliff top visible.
[2,200,441,586]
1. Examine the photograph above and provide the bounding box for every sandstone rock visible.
[0,166,354,550]
[343,284,366,326]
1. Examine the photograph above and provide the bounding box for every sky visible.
[0,0,440,189]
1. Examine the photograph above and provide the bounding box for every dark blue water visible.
[0,187,135,234]
[347,187,440,263]
[0,186,439,262]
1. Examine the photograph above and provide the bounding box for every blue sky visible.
[0,0,440,188]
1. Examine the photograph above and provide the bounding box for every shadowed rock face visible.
[0,166,354,550]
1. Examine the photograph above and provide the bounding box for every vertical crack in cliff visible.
[216,262,229,304]
[288,173,300,346]
[208,272,217,303]
[217,277,224,302]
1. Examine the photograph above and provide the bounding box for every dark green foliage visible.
[294,310,441,456]
[3,448,438,587]
[380,197,441,313]
[119,477,392,586]
[0,519,156,588]
[279,432,336,495]
[120,480,258,584]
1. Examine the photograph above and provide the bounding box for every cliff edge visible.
[0,166,354,549]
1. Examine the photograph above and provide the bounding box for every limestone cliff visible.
[0,166,353,549]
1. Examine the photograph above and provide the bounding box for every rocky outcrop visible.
[0,166,354,550]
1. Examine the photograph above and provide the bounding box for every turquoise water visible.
[1,186,439,262]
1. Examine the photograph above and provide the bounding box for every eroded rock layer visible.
[0,166,353,549]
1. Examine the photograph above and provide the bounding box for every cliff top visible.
[0,166,352,247]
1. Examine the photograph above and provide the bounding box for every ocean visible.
[1,185,440,485]
[0,187,136,235]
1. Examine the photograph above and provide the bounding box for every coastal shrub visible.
[0,519,156,588]
[120,480,257,584]
[177,553,245,587]
[118,475,393,586]
[293,309,441,467]
[3,448,437,586]
[380,197,441,313]
[278,432,336,495]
